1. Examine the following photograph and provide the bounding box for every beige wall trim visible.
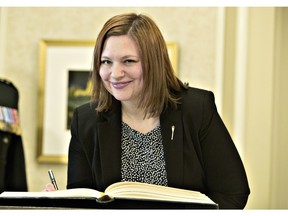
[233,7,248,158]
[222,7,237,137]
[214,7,225,114]
[270,7,288,209]
[221,7,247,158]
[245,7,275,209]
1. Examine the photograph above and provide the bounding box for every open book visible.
[0,181,217,208]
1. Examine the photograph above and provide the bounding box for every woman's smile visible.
[111,81,131,89]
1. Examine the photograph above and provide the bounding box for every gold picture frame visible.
[37,39,179,164]
[166,42,179,75]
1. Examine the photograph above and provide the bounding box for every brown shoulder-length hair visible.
[92,13,187,117]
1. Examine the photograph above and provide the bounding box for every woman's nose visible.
[111,63,124,78]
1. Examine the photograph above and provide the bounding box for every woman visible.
[48,13,250,209]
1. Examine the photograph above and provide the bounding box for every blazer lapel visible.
[97,107,122,188]
[160,107,184,187]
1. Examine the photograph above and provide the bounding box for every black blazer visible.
[67,87,250,209]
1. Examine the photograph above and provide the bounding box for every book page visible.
[105,182,215,205]
[0,188,104,199]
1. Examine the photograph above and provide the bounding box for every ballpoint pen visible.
[48,169,59,190]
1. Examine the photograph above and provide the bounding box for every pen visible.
[48,169,59,190]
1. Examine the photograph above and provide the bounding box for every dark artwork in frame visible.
[67,70,91,129]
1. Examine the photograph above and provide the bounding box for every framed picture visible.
[166,42,179,75]
[37,39,179,164]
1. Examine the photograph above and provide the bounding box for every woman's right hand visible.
[42,183,56,192]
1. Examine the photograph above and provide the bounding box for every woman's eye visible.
[101,60,111,65]
[124,59,136,64]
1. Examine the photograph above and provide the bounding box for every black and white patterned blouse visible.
[121,122,168,186]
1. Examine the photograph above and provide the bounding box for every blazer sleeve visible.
[67,106,95,189]
[199,91,250,209]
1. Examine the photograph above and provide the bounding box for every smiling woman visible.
[43,13,250,209]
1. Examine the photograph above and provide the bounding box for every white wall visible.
[0,8,7,76]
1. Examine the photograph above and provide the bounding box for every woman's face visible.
[99,35,143,105]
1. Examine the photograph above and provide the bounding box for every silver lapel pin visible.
[171,125,175,140]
